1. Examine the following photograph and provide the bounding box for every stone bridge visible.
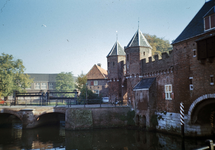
[0,106,132,130]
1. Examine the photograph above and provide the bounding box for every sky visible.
[0,0,207,76]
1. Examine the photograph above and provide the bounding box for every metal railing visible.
[194,139,214,150]
[4,91,129,108]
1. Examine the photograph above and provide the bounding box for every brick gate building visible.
[107,0,215,136]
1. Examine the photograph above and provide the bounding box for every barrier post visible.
[180,102,184,137]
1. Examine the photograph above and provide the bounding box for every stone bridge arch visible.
[35,112,65,127]
[1,109,23,121]
[188,94,215,124]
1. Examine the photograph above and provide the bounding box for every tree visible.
[55,72,75,96]
[144,33,172,55]
[76,73,101,103]
[0,53,33,100]
[76,72,87,91]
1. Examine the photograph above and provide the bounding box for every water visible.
[0,123,212,150]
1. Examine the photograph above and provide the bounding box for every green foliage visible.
[78,84,101,100]
[76,73,87,91]
[150,114,158,127]
[55,72,75,97]
[127,110,135,126]
[0,53,33,100]
[144,33,172,55]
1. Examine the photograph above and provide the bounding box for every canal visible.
[0,121,213,150]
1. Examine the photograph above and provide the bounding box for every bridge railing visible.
[9,91,128,108]
[193,139,215,150]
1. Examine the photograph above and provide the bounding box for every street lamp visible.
[86,83,88,105]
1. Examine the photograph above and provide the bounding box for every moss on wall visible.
[118,110,135,126]
[66,109,93,130]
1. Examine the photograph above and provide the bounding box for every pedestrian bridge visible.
[0,105,131,130]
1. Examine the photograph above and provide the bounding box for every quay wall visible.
[65,107,132,130]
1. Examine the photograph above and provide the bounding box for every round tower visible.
[106,41,126,103]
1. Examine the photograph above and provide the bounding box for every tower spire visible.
[116,31,118,41]
[138,18,139,30]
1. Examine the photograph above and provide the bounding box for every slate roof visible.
[126,29,152,48]
[172,0,215,44]
[86,64,108,80]
[107,41,125,57]
[133,78,156,91]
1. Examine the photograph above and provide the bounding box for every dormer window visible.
[204,14,215,30]
[204,6,215,31]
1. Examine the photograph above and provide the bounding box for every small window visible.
[165,84,172,100]
[34,83,40,89]
[193,49,196,57]
[94,90,99,95]
[124,64,126,75]
[108,62,110,67]
[205,16,210,30]
[94,80,98,86]
[189,77,193,90]
[210,75,214,85]
[49,83,53,89]
[127,54,129,61]
[143,52,145,56]
[41,83,47,89]
[189,77,193,84]
[113,62,115,66]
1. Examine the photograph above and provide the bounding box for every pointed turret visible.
[107,41,125,57]
[126,29,152,49]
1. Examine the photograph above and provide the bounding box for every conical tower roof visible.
[126,29,152,48]
[107,41,125,57]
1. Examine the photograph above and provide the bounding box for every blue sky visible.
[0,0,206,76]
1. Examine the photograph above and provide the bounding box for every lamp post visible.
[85,83,88,106]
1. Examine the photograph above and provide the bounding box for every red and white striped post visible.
[180,102,184,137]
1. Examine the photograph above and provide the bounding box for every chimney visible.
[97,63,101,67]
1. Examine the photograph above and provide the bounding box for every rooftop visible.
[86,64,108,80]
[126,29,152,48]
[172,0,215,44]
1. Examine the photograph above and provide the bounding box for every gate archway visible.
[188,94,215,124]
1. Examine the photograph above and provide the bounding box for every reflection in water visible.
[0,123,213,150]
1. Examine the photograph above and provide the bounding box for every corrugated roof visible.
[126,29,152,48]
[107,41,125,57]
[86,64,108,80]
[172,0,215,44]
[133,78,155,91]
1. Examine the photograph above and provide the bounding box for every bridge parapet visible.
[0,106,132,129]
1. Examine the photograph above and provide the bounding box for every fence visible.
[3,91,128,108]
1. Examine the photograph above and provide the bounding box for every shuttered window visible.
[204,14,215,31]
[197,36,215,59]
[165,84,172,100]
[211,14,215,28]
[205,16,210,30]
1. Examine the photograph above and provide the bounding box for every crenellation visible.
[148,57,152,62]
[161,52,169,59]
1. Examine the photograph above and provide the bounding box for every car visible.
[102,97,109,103]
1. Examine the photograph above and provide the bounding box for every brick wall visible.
[173,29,215,114]
[87,79,108,97]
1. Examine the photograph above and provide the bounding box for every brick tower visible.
[107,41,126,103]
[124,29,152,106]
